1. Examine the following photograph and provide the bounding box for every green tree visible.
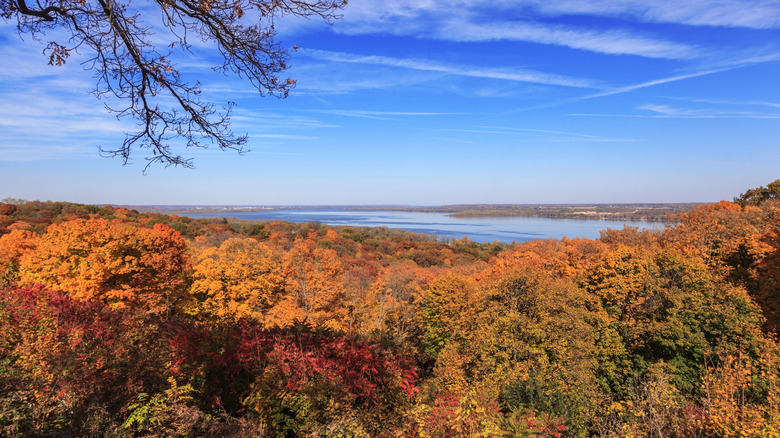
[585,247,766,395]
[734,179,780,207]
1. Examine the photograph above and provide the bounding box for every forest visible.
[1,181,780,437]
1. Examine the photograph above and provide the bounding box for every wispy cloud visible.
[660,96,780,109]
[306,109,459,120]
[583,68,732,100]
[250,134,317,140]
[230,111,337,130]
[291,68,438,95]
[0,142,98,161]
[434,19,697,59]
[482,126,635,142]
[438,126,635,142]
[571,104,780,119]
[639,104,780,119]
[301,49,600,88]
[337,0,780,34]
[528,0,780,29]
[573,52,780,101]
[318,0,772,60]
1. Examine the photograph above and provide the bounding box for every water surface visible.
[187,209,663,244]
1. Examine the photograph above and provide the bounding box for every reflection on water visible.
[187,209,664,244]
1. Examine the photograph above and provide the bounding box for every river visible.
[186,209,664,244]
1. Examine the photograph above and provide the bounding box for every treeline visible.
[440,203,696,222]
[0,182,779,437]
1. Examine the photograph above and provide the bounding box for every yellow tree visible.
[190,237,284,324]
[423,272,485,393]
[369,262,432,343]
[699,349,780,437]
[342,263,377,336]
[273,238,345,330]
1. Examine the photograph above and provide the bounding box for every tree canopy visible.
[1,0,346,169]
[734,179,780,207]
[2,185,780,435]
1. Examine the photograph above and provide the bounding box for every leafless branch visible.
[2,0,346,170]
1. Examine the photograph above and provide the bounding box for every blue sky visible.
[1,0,779,205]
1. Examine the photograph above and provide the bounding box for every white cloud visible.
[0,142,98,161]
[250,134,317,140]
[339,0,780,32]
[229,110,338,130]
[331,4,697,58]
[571,103,780,119]
[638,104,780,118]
[291,64,440,95]
[307,109,459,120]
[438,126,635,142]
[577,52,780,101]
[301,49,600,88]
[661,96,780,109]
[433,19,697,59]
[584,68,732,100]
[526,0,780,29]
[305,0,775,59]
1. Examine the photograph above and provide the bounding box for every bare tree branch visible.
[1,0,346,171]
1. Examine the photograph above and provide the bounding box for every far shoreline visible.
[116,202,701,223]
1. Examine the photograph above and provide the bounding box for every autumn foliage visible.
[3,218,190,312]
[2,183,780,436]
[190,237,283,323]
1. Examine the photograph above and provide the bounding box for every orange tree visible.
[662,200,770,285]
[13,218,191,312]
[0,229,39,286]
[661,196,780,332]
